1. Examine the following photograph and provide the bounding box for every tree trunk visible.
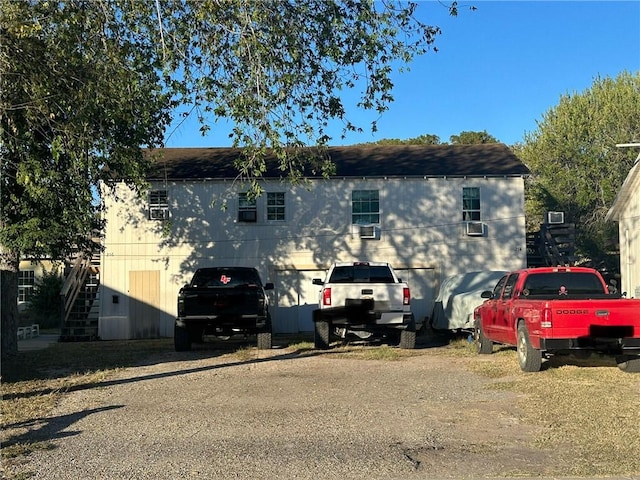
[1,248,20,358]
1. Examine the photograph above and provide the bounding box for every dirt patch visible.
[3,336,593,480]
[5,333,640,479]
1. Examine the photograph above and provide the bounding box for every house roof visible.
[145,144,530,180]
[606,152,640,222]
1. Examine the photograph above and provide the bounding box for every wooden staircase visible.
[59,251,100,342]
[527,222,576,267]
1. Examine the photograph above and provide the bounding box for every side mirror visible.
[480,290,492,299]
[264,282,274,291]
[312,278,324,286]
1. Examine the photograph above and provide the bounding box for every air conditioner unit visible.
[238,210,257,222]
[359,224,379,239]
[149,207,169,220]
[546,211,565,225]
[465,221,485,236]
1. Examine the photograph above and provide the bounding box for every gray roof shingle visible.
[146,144,529,180]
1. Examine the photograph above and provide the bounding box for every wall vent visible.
[359,224,379,239]
[149,207,169,220]
[238,210,257,222]
[546,211,565,225]
[465,221,485,236]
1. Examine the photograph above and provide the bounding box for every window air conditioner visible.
[465,221,485,236]
[149,207,169,220]
[546,211,564,225]
[238,210,257,222]
[359,224,378,239]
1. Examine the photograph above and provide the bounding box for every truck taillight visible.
[403,287,410,305]
[541,307,552,328]
[322,288,331,306]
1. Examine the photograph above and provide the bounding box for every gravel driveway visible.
[13,339,620,479]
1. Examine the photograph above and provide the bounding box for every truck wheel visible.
[616,355,640,373]
[400,329,416,349]
[314,320,330,350]
[257,315,272,350]
[517,322,541,372]
[174,324,191,352]
[474,320,493,354]
[399,318,416,349]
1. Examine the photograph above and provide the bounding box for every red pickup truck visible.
[473,267,640,372]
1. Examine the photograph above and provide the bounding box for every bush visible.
[27,268,64,329]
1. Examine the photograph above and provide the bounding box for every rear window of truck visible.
[191,269,261,288]
[522,272,605,296]
[329,265,395,284]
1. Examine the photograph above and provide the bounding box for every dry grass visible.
[516,362,640,476]
[464,347,640,477]
[1,339,172,465]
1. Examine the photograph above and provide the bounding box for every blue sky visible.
[164,1,640,148]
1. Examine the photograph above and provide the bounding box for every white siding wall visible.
[618,187,640,299]
[99,176,527,338]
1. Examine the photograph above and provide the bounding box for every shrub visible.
[27,267,64,329]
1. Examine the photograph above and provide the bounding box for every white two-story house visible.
[98,144,530,339]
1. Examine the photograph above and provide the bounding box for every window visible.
[352,190,379,225]
[149,189,169,220]
[18,270,35,302]
[328,265,394,284]
[267,192,285,221]
[502,274,519,299]
[462,187,481,221]
[492,275,507,298]
[238,193,257,222]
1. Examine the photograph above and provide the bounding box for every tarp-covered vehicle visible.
[430,271,508,331]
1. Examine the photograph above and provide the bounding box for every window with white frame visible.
[352,190,380,225]
[18,270,35,302]
[462,187,481,221]
[238,193,257,222]
[148,189,169,220]
[267,192,285,221]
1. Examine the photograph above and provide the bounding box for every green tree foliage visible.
[1,1,171,356]
[366,133,442,145]
[449,130,499,144]
[518,71,640,270]
[27,267,65,329]
[361,130,500,146]
[1,0,460,356]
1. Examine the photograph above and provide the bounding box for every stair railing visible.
[60,254,93,325]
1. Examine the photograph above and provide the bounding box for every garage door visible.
[272,269,324,333]
[394,268,437,328]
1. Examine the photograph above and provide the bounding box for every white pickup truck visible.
[311,262,417,349]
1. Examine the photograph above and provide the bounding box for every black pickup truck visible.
[174,267,274,351]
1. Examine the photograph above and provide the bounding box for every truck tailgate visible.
[334,283,405,311]
[181,287,261,317]
[548,299,640,338]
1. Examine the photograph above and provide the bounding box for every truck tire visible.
[517,322,542,372]
[314,320,330,350]
[174,324,191,352]
[616,355,640,373]
[399,317,416,349]
[400,329,416,349]
[474,320,493,354]
[257,315,272,350]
